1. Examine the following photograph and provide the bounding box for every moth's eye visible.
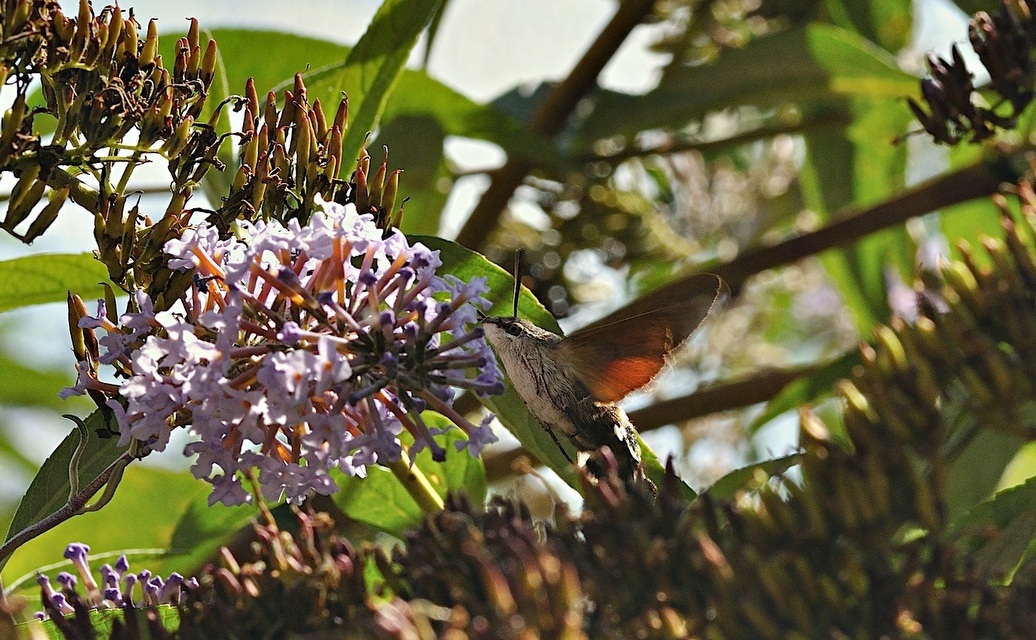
[505,323,522,337]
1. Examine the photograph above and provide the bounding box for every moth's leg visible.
[546,427,575,464]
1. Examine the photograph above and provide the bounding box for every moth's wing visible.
[557,274,726,403]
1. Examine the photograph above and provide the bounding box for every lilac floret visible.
[55,572,76,589]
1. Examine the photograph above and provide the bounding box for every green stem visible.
[386,454,444,514]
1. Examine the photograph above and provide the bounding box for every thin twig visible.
[0,453,133,566]
[455,0,657,249]
[577,157,1015,324]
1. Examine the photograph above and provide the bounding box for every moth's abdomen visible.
[568,400,643,483]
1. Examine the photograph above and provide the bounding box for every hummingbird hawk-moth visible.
[482,252,725,484]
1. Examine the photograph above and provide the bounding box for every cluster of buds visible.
[218,70,406,233]
[177,511,367,637]
[971,0,1036,115]
[909,0,1036,144]
[66,198,503,506]
[2,2,402,310]
[832,176,1036,478]
[93,192,197,310]
[219,73,350,232]
[36,543,195,625]
[0,1,216,245]
[380,493,585,638]
[177,509,458,640]
[908,46,1005,145]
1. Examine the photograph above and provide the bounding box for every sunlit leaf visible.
[0,254,108,313]
[946,474,1036,582]
[328,0,442,168]
[705,453,802,500]
[999,442,1036,492]
[581,24,917,141]
[332,416,486,533]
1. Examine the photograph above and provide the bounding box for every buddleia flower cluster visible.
[64,199,504,505]
[36,543,196,620]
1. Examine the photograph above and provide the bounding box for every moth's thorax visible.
[483,316,577,435]
[482,315,642,479]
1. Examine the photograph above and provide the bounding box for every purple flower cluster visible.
[37,543,195,618]
[64,199,503,505]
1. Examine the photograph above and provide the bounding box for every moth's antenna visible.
[511,248,524,319]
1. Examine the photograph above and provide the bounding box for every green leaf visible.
[330,0,443,169]
[945,429,1024,521]
[946,474,1036,582]
[414,236,583,488]
[389,73,556,167]
[331,415,486,533]
[3,461,251,598]
[941,197,1003,267]
[705,453,802,500]
[1,462,202,585]
[165,489,258,573]
[581,24,918,141]
[822,0,912,52]
[372,115,449,235]
[748,353,860,434]
[2,410,121,572]
[800,124,884,331]
[999,441,1036,491]
[842,97,915,284]
[0,352,74,409]
[801,97,913,334]
[0,254,109,313]
[36,605,181,639]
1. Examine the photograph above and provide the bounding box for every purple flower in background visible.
[36,543,195,620]
[64,199,503,505]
